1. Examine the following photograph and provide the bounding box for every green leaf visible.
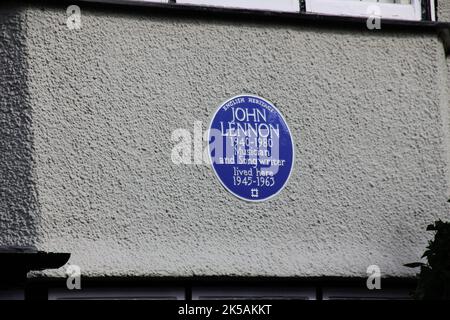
[421,250,431,259]
[404,262,425,268]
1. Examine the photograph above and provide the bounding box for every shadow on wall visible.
[0,5,39,247]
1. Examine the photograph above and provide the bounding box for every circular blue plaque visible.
[208,95,294,202]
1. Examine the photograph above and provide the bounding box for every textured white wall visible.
[439,0,450,21]
[0,6,39,247]
[1,3,450,278]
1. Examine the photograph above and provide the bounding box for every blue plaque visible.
[208,95,294,202]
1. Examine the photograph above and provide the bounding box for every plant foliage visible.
[405,220,450,299]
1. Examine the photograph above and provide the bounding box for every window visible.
[192,287,316,300]
[90,0,436,21]
[25,279,416,300]
[176,0,300,13]
[48,287,185,300]
[305,0,425,21]
[322,287,413,300]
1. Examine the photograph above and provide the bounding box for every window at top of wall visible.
[91,0,436,21]
[305,0,428,21]
[175,0,301,13]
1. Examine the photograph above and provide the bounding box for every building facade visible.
[1,0,450,299]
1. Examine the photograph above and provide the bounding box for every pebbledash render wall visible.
[1,1,450,278]
[440,0,450,22]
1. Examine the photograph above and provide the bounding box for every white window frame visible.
[430,0,436,21]
[305,0,422,21]
[176,0,300,13]
[88,0,300,13]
